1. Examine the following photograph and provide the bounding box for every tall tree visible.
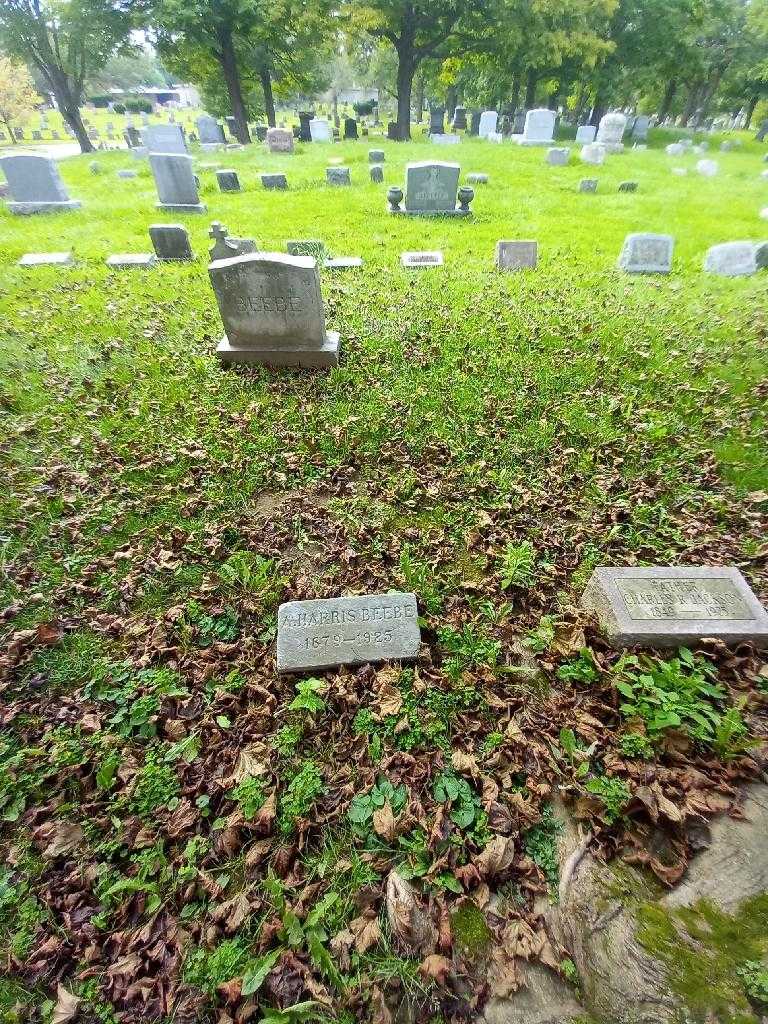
[0,0,138,153]
[0,55,40,143]
[346,0,488,139]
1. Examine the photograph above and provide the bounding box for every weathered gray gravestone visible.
[452,106,467,131]
[581,143,606,165]
[632,115,650,140]
[266,128,294,153]
[117,169,137,179]
[326,166,351,186]
[618,180,638,192]
[149,153,206,213]
[576,125,597,143]
[18,252,74,266]
[209,221,257,261]
[286,239,325,257]
[144,124,187,154]
[581,566,768,648]
[106,253,157,269]
[703,242,761,277]
[369,149,385,162]
[547,147,570,166]
[0,153,81,214]
[343,117,358,140]
[370,164,384,183]
[277,592,420,672]
[309,118,332,142]
[261,173,288,190]
[579,178,598,192]
[429,106,445,134]
[216,169,241,192]
[401,251,444,267]
[391,161,470,216]
[149,224,193,261]
[596,111,627,152]
[467,173,488,184]
[209,252,340,368]
[496,240,538,271]
[197,114,225,144]
[478,110,498,138]
[514,108,556,146]
[618,233,674,273]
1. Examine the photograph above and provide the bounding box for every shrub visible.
[112,103,126,115]
[125,98,152,114]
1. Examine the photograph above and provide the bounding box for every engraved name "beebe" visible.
[284,602,416,629]
[234,294,303,314]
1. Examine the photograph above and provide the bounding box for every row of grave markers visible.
[277,567,768,674]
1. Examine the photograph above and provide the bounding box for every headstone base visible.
[389,206,470,217]
[155,202,207,214]
[216,331,340,368]
[106,254,157,269]
[7,200,82,215]
[18,252,74,266]
[511,137,553,147]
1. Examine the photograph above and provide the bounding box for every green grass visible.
[1,123,767,1024]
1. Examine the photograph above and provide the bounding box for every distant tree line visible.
[0,0,766,150]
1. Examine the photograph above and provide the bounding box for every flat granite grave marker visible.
[0,153,81,214]
[618,180,638,192]
[117,169,137,179]
[697,159,719,177]
[618,232,674,274]
[149,224,193,261]
[703,241,760,277]
[432,134,460,145]
[277,592,420,672]
[209,251,340,368]
[496,240,538,271]
[467,173,488,184]
[401,251,443,267]
[150,153,206,213]
[324,257,363,269]
[579,178,598,192]
[261,173,288,190]
[369,149,385,163]
[581,566,768,648]
[106,253,156,269]
[18,252,74,266]
[286,239,325,257]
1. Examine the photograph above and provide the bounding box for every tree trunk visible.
[680,82,700,126]
[2,116,19,143]
[589,86,606,127]
[395,50,416,140]
[695,69,722,127]
[414,73,424,123]
[658,78,677,122]
[744,93,758,131]
[445,84,457,121]
[218,29,251,144]
[525,68,537,108]
[510,74,521,117]
[258,65,276,127]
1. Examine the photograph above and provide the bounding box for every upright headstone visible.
[209,252,340,368]
[370,164,384,183]
[326,167,351,186]
[261,173,288,190]
[216,169,241,192]
[469,110,481,136]
[429,106,445,135]
[665,142,685,156]
[632,115,650,141]
[581,566,768,648]
[452,106,467,131]
[515,108,556,146]
[298,112,313,142]
[309,118,332,142]
[209,222,257,261]
[343,117,358,140]
[478,110,498,138]
[697,159,719,177]
[266,128,294,153]
[394,161,464,216]
[225,116,237,136]
[546,147,570,166]
[576,125,597,144]
[581,143,606,165]
[254,125,268,142]
[618,233,674,274]
[277,593,420,672]
[369,148,385,163]
[197,115,225,144]
[0,153,81,214]
[387,121,399,141]
[144,124,187,154]
[149,224,193,261]
[596,112,627,153]
[149,153,206,213]
[124,126,142,148]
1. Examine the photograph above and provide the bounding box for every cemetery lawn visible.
[1,130,768,1024]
